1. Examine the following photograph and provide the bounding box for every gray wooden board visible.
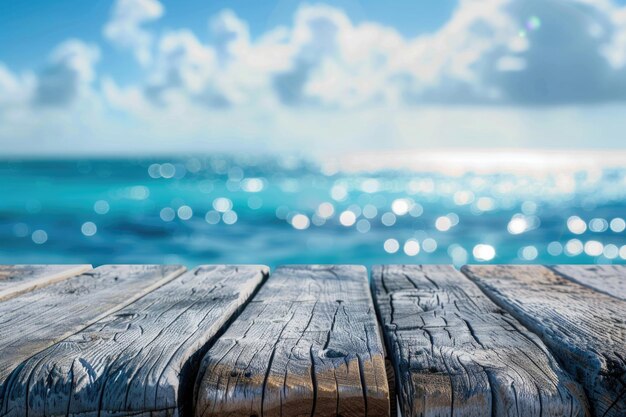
[194,265,390,417]
[0,264,185,414]
[0,265,92,302]
[0,265,267,417]
[464,265,626,417]
[372,265,589,417]
[552,265,626,301]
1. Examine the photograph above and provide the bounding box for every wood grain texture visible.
[0,265,92,302]
[463,265,626,417]
[195,265,390,417]
[0,264,185,414]
[552,265,626,301]
[0,265,267,417]
[372,265,589,417]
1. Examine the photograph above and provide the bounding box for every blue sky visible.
[0,0,456,85]
[0,1,456,62]
[1,0,626,155]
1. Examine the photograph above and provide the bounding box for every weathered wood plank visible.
[194,265,390,417]
[0,264,92,302]
[463,265,626,417]
[0,265,267,417]
[372,265,589,417]
[552,265,626,301]
[0,264,185,413]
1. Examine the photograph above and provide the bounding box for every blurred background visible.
[1,0,625,267]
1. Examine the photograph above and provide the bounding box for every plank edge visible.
[0,264,93,302]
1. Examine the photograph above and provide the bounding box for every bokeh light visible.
[1,156,624,266]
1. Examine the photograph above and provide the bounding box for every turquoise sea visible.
[1,154,625,267]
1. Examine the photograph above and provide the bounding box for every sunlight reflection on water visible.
[1,153,625,267]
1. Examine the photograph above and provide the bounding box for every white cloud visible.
[0,64,35,107]
[265,0,626,106]
[3,0,626,155]
[210,9,251,60]
[103,0,164,65]
[113,0,626,109]
[34,40,101,106]
[144,30,221,105]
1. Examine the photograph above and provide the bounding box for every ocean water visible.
[1,154,625,268]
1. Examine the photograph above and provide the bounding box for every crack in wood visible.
[194,265,390,417]
[373,264,589,417]
[464,265,625,417]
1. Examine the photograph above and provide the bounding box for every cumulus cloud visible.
[135,9,291,109]
[35,40,100,106]
[106,0,626,109]
[489,0,626,103]
[103,0,164,65]
[143,30,221,105]
[210,9,251,60]
[0,64,35,107]
[262,0,626,106]
[3,0,626,155]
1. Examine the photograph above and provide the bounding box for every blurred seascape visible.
[1,151,625,268]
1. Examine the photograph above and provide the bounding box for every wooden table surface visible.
[0,264,623,417]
